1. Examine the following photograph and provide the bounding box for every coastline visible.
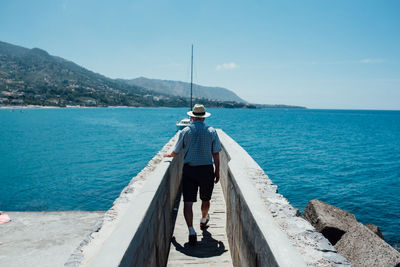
[0,103,307,110]
[0,105,138,109]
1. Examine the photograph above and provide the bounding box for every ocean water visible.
[0,108,399,249]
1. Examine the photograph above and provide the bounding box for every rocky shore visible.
[303,200,400,267]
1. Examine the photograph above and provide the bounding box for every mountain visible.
[0,41,153,106]
[119,77,247,103]
[0,41,304,109]
[0,41,255,108]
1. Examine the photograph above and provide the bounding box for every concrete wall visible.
[218,130,305,267]
[217,130,351,267]
[66,133,183,267]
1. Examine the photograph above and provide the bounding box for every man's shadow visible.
[171,226,228,258]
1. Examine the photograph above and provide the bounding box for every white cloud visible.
[216,62,240,71]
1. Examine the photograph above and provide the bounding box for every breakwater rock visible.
[303,199,400,267]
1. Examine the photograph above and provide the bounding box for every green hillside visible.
[0,41,256,108]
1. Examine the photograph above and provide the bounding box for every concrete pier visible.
[66,130,351,267]
[167,183,233,266]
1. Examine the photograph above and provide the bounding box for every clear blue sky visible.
[1,0,399,109]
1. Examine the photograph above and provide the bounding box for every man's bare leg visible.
[184,201,197,244]
[201,200,210,218]
[200,200,210,228]
[183,202,194,227]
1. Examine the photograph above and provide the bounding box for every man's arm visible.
[165,130,186,158]
[212,152,220,184]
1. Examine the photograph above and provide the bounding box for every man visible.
[164,104,221,245]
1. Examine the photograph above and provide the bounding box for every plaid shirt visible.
[173,121,222,166]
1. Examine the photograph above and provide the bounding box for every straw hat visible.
[187,104,211,118]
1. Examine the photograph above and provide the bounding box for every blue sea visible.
[1,108,399,249]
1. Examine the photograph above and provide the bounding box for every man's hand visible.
[212,152,220,184]
[214,169,220,184]
[164,151,178,158]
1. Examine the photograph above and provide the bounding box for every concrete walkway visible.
[167,182,233,266]
[0,211,104,267]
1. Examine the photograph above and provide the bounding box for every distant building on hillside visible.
[83,99,96,105]
[11,99,23,104]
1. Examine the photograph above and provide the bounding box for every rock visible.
[303,199,358,245]
[335,223,400,267]
[365,224,384,240]
[303,199,400,266]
